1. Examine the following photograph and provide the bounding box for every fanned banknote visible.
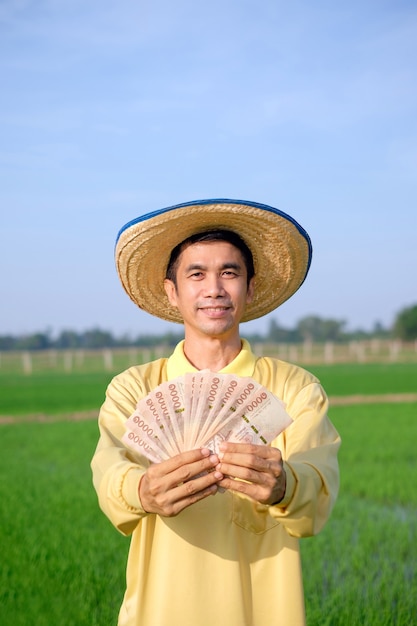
[122,371,292,462]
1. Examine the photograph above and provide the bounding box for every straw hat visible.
[115,198,312,323]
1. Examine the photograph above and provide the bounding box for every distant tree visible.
[0,313,401,351]
[370,320,390,339]
[0,335,16,350]
[82,328,115,349]
[266,319,298,343]
[321,318,347,341]
[15,332,52,350]
[245,331,267,344]
[393,304,417,340]
[347,328,371,341]
[133,331,184,348]
[297,316,346,342]
[55,330,82,349]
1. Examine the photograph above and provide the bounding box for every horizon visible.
[0,306,406,340]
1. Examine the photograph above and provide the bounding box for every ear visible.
[164,279,178,308]
[246,277,255,304]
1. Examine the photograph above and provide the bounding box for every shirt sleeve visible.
[268,379,341,538]
[90,370,151,536]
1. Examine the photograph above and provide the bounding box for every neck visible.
[182,334,242,371]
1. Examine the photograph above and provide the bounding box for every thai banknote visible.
[123,371,293,462]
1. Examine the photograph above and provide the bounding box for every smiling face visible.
[164,240,255,342]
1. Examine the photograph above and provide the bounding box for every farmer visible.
[91,199,341,626]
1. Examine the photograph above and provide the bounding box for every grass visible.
[0,363,416,624]
[1,404,416,625]
[306,362,417,396]
[0,371,114,416]
[0,420,127,626]
[302,403,417,625]
[0,361,416,418]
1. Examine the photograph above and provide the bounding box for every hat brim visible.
[115,199,312,323]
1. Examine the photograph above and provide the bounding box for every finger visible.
[217,475,266,500]
[140,460,223,516]
[219,442,281,460]
[218,452,281,477]
[216,461,266,485]
[174,468,224,499]
[218,471,284,505]
[142,449,219,500]
[166,453,221,488]
[163,471,224,516]
[152,447,217,477]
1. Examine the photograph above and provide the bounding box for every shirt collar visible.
[167,339,256,379]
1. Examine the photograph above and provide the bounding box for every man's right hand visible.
[138,448,223,516]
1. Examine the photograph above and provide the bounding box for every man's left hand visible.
[216,442,286,506]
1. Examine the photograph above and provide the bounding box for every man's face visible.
[164,240,254,340]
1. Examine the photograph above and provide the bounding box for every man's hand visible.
[139,448,223,517]
[216,442,286,506]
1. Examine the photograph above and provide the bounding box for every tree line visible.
[1,304,416,351]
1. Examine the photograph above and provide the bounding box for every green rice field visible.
[0,361,416,625]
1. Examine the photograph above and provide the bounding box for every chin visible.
[201,321,237,337]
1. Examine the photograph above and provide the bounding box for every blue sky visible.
[1,0,416,338]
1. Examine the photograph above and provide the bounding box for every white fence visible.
[1,340,417,375]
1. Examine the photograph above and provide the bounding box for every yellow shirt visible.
[91,340,340,626]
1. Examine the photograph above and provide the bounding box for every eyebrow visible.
[185,262,243,273]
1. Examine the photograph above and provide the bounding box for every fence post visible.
[139,349,152,364]
[48,349,58,367]
[324,342,334,364]
[288,345,298,363]
[129,348,138,365]
[154,346,168,359]
[389,340,401,362]
[76,350,85,367]
[64,351,73,372]
[278,343,287,361]
[303,340,312,362]
[254,343,264,357]
[22,352,33,374]
[103,349,113,371]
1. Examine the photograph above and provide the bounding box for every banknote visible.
[123,371,293,462]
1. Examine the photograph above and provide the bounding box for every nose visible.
[203,274,226,298]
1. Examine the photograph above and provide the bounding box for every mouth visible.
[198,305,232,317]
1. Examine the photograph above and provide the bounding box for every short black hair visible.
[165,229,255,287]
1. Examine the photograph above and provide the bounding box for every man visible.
[91,199,340,626]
